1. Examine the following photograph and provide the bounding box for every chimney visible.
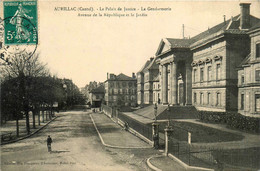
[223,15,226,24]
[150,57,154,61]
[240,3,251,29]
[132,72,136,78]
[107,72,109,79]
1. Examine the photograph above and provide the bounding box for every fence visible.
[168,131,260,170]
[101,104,115,118]
[117,111,153,141]
[101,105,153,141]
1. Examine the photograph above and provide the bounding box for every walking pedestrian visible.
[47,135,52,153]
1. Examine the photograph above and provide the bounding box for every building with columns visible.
[136,3,260,118]
[238,21,260,116]
[155,38,196,106]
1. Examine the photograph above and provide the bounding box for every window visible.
[207,93,211,105]
[194,93,197,104]
[200,68,204,82]
[216,93,221,106]
[194,69,197,82]
[241,94,244,110]
[256,94,260,112]
[200,93,204,105]
[256,69,260,81]
[216,64,221,80]
[241,74,245,84]
[207,66,212,81]
[256,43,260,58]
[96,95,99,99]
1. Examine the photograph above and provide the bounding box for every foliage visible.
[197,111,260,133]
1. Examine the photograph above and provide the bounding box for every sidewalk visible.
[91,112,214,171]
[90,113,151,148]
[0,112,57,145]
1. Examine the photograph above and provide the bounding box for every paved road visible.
[0,111,155,171]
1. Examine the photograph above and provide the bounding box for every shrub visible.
[199,111,260,133]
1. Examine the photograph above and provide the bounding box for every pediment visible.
[155,38,171,56]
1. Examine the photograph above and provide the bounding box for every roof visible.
[165,38,196,48]
[138,60,152,73]
[156,38,195,56]
[143,57,159,72]
[190,15,260,48]
[248,21,260,32]
[107,73,136,81]
[90,85,105,93]
[238,53,251,69]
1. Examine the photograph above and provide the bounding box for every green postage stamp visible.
[3,1,38,45]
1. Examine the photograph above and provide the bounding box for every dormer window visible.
[256,43,260,58]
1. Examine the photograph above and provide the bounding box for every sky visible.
[36,0,260,87]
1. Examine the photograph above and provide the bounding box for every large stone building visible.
[138,3,260,116]
[137,57,159,105]
[191,3,259,112]
[155,38,195,106]
[238,21,260,116]
[104,73,137,107]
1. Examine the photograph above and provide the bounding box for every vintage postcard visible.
[1,0,260,171]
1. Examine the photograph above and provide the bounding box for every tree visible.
[0,52,49,135]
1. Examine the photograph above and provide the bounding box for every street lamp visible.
[167,104,171,128]
[154,103,158,121]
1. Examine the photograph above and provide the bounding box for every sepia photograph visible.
[0,0,260,170]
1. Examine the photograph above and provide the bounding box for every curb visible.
[168,153,214,171]
[1,116,58,146]
[146,156,163,171]
[90,114,151,149]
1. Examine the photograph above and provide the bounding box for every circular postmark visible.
[0,16,38,65]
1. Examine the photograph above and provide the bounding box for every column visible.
[171,61,177,105]
[185,63,192,105]
[164,126,174,156]
[162,65,168,104]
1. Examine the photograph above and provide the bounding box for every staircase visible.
[157,106,198,120]
[133,104,168,120]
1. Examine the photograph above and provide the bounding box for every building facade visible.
[152,74,160,104]
[137,57,159,105]
[105,73,137,107]
[191,3,259,112]
[238,21,260,116]
[143,58,159,104]
[89,85,105,108]
[137,3,260,116]
[155,38,194,106]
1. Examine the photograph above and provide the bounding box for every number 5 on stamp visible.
[3,1,38,45]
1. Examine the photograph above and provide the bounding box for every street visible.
[0,111,157,171]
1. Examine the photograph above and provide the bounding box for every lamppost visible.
[152,103,159,149]
[154,103,158,121]
[167,104,171,128]
[164,104,173,156]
